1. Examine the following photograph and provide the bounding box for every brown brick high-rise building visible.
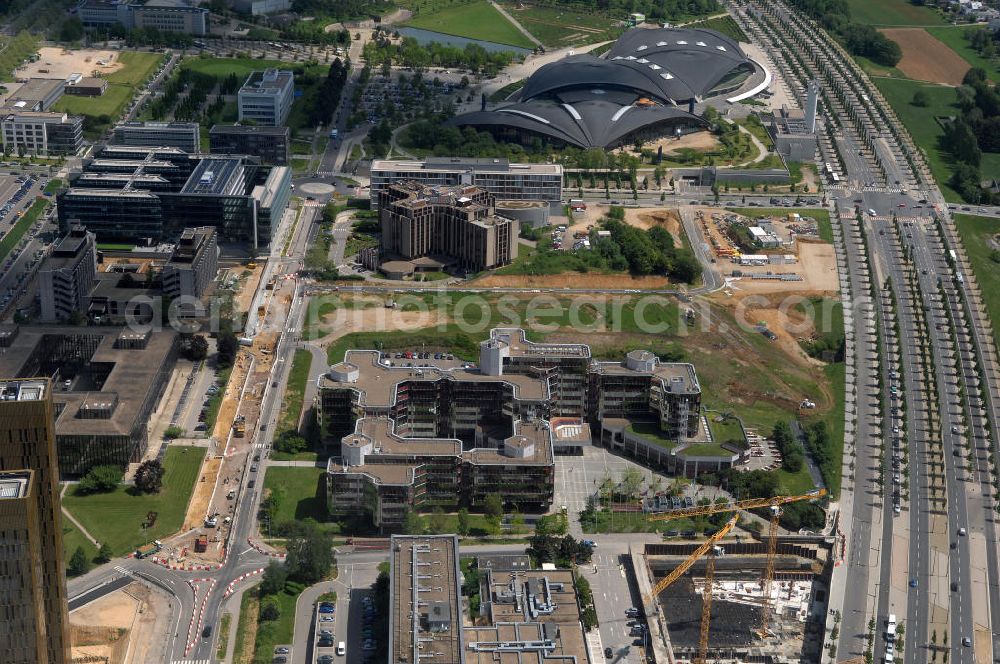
[0,378,70,664]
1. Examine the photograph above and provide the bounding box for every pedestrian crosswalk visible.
[114,566,135,578]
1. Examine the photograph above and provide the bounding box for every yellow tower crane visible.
[644,488,827,655]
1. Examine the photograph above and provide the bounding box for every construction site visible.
[636,494,832,664]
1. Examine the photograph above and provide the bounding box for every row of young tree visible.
[789,0,902,66]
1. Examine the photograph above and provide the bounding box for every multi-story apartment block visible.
[370,157,563,209]
[162,226,218,303]
[377,182,518,276]
[209,124,290,165]
[318,328,703,530]
[1,111,83,156]
[0,379,70,664]
[238,69,294,127]
[38,225,97,322]
[112,121,201,152]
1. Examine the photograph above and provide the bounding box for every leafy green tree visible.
[911,90,930,107]
[134,459,165,494]
[77,465,123,494]
[260,560,288,595]
[483,493,504,518]
[457,508,471,536]
[68,546,90,576]
[260,597,281,621]
[285,526,334,585]
[96,542,113,563]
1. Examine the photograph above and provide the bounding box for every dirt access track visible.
[879,29,970,86]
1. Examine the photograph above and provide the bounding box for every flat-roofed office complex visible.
[38,225,97,322]
[112,121,201,152]
[0,327,178,477]
[162,226,218,300]
[370,157,563,209]
[210,124,290,165]
[319,327,701,530]
[388,535,592,664]
[0,380,70,664]
[56,146,291,246]
[238,69,294,127]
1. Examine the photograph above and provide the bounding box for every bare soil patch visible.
[70,582,169,664]
[19,47,123,81]
[646,130,720,155]
[622,208,684,246]
[880,28,969,86]
[183,455,221,531]
[315,306,452,347]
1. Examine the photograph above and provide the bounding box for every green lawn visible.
[233,588,258,664]
[404,1,536,49]
[277,349,312,434]
[684,15,748,42]
[845,0,945,26]
[774,466,821,495]
[954,214,1000,351]
[925,26,999,82]
[683,442,732,457]
[0,32,39,82]
[62,446,206,556]
[496,2,620,47]
[52,83,134,119]
[105,51,163,86]
[262,466,327,525]
[252,582,304,663]
[62,515,98,574]
[181,56,288,78]
[626,422,678,450]
[706,415,744,445]
[50,50,162,125]
[43,178,62,195]
[872,77,963,201]
[0,198,46,261]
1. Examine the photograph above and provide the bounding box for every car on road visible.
[250,464,258,472]
[909,578,918,588]
[962,637,972,647]
[320,615,334,622]
[319,656,335,664]
[952,582,958,592]
[318,602,335,613]
[605,647,614,658]
[958,527,967,536]
[202,625,213,638]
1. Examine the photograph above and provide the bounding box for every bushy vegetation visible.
[522,0,719,23]
[292,0,392,19]
[789,0,902,66]
[946,68,1000,204]
[802,421,837,492]
[772,421,805,473]
[363,33,519,76]
[77,465,123,495]
[0,31,38,82]
[500,207,699,282]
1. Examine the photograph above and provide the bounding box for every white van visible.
[886,613,897,639]
[337,642,345,656]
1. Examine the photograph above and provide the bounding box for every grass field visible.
[62,516,98,573]
[0,31,39,82]
[845,0,945,26]
[277,349,312,434]
[251,582,305,662]
[497,2,619,47]
[262,466,328,526]
[63,446,206,555]
[404,1,536,49]
[925,26,999,82]
[181,56,287,78]
[684,15,748,42]
[106,51,163,86]
[233,588,258,664]
[0,198,46,262]
[872,77,964,201]
[52,83,133,117]
[954,214,1000,351]
[51,51,162,128]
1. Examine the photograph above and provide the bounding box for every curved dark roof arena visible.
[448,27,758,149]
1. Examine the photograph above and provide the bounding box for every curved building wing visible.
[449,26,757,149]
